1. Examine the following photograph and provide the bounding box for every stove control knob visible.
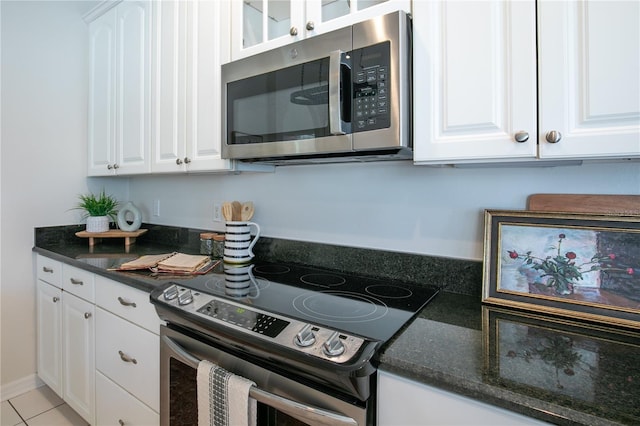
[323,331,345,357]
[178,289,194,306]
[294,324,316,347]
[163,284,179,301]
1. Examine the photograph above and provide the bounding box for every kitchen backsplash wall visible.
[116,160,640,262]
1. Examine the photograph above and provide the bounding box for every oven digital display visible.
[197,300,289,338]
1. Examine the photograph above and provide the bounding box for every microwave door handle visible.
[329,50,346,135]
[161,335,358,426]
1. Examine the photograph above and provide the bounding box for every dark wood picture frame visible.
[482,210,640,328]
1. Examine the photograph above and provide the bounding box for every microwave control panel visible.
[352,41,391,132]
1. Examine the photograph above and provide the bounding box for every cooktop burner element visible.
[300,273,347,287]
[150,261,438,366]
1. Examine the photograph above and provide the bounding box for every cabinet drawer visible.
[36,255,62,287]
[96,308,159,412]
[95,275,162,334]
[62,264,95,302]
[96,371,158,426]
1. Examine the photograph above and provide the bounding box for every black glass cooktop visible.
[169,262,439,343]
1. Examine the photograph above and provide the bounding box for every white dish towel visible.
[197,359,257,426]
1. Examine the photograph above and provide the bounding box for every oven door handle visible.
[162,335,358,426]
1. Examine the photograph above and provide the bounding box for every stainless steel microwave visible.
[221,11,412,164]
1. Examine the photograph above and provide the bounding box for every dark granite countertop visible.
[34,225,639,425]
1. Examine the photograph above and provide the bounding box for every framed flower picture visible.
[482,210,640,328]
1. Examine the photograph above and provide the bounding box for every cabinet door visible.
[88,7,117,176]
[116,0,151,174]
[305,0,409,35]
[37,281,63,396]
[230,0,305,60]
[62,293,95,425]
[538,0,640,159]
[413,0,537,164]
[185,0,233,172]
[96,372,159,426]
[378,370,545,425]
[151,0,187,173]
[152,0,233,173]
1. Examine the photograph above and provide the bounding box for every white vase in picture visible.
[86,216,109,233]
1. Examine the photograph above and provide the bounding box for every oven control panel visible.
[158,284,367,364]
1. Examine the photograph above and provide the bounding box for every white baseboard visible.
[0,374,44,402]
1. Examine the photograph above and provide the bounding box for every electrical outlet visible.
[153,199,161,217]
[213,202,222,222]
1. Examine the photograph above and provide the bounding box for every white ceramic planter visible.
[86,216,109,233]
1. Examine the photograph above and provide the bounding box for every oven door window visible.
[227,58,331,145]
[169,357,315,426]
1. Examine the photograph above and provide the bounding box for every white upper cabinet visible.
[151,0,234,173]
[413,0,537,164]
[414,0,640,165]
[538,0,640,159]
[230,0,410,61]
[88,1,151,176]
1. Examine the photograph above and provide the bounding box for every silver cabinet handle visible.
[184,157,191,164]
[42,266,54,273]
[119,350,138,364]
[545,130,562,143]
[113,163,119,169]
[70,278,83,285]
[176,158,183,165]
[514,131,529,143]
[117,297,137,308]
[107,164,113,170]
[84,312,92,319]
[289,26,298,36]
[306,21,315,31]
[53,296,59,303]
[162,336,357,426]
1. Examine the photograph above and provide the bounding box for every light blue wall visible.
[125,160,640,261]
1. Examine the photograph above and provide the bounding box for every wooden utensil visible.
[222,202,233,221]
[232,201,242,221]
[241,202,254,221]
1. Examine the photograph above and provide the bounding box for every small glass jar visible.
[199,233,216,256]
[212,234,225,259]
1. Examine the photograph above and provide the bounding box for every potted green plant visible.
[74,190,119,233]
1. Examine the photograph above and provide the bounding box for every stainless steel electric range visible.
[150,262,438,426]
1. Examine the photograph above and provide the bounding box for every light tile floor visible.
[1,386,88,426]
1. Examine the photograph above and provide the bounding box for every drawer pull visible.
[42,267,54,273]
[84,312,92,319]
[118,350,138,364]
[119,420,125,426]
[117,297,137,308]
[70,278,83,285]
[53,296,59,303]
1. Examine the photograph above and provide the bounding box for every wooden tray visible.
[527,194,640,215]
[75,229,148,247]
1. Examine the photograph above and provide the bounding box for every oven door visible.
[160,325,369,426]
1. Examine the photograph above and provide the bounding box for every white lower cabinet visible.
[62,292,95,424]
[377,370,547,425]
[95,275,161,423]
[96,307,160,412]
[36,280,63,396]
[96,372,159,426]
[36,254,161,425]
[36,255,96,425]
